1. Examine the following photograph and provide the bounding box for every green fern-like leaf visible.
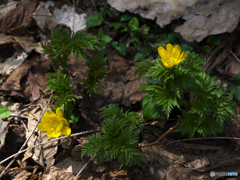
[70,30,103,60]
[100,104,124,119]
[82,103,142,166]
[44,72,78,119]
[176,110,221,138]
[134,60,154,78]
[81,133,107,163]
[100,104,143,128]
[41,26,71,69]
[81,51,107,95]
[148,89,180,119]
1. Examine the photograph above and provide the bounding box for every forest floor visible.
[0,0,240,179]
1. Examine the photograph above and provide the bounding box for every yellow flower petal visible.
[38,122,52,132]
[158,47,170,60]
[60,117,69,126]
[47,130,62,138]
[166,43,173,54]
[62,126,71,136]
[56,107,64,117]
[180,51,189,61]
[161,59,169,68]
[176,51,188,64]
[43,111,56,118]
[172,45,181,59]
[41,117,51,123]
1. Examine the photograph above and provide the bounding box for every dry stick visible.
[0,129,100,166]
[9,108,29,130]
[0,102,50,178]
[0,166,41,173]
[10,114,28,119]
[164,136,240,147]
[74,159,92,180]
[230,50,240,63]
[19,119,27,131]
[138,115,182,148]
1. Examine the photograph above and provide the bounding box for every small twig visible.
[0,129,100,166]
[230,50,240,63]
[9,108,29,119]
[0,102,50,178]
[9,114,28,119]
[19,119,27,131]
[74,159,92,180]
[164,136,240,147]
[9,108,29,130]
[138,115,182,148]
[0,166,41,173]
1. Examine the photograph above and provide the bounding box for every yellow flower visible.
[158,43,189,68]
[37,107,71,138]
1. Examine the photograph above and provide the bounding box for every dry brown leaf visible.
[0,1,18,18]
[226,59,240,76]
[0,58,32,91]
[0,34,17,62]
[0,54,51,101]
[12,36,43,54]
[41,156,87,180]
[0,50,27,75]
[225,115,240,139]
[0,34,15,48]
[108,0,240,42]
[108,169,128,179]
[138,138,240,179]
[70,145,82,161]
[23,105,58,170]
[0,0,39,35]
[90,160,107,173]
[13,170,32,180]
[32,1,87,32]
[101,61,147,107]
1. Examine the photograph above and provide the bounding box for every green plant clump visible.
[134,46,236,138]
[41,26,103,70]
[41,26,108,121]
[41,26,107,95]
[81,104,143,166]
[44,72,78,120]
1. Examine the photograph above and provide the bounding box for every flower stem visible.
[138,115,182,148]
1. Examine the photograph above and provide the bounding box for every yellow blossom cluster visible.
[158,43,189,68]
[37,108,71,138]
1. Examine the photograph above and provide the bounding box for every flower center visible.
[52,119,59,128]
[169,56,175,63]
